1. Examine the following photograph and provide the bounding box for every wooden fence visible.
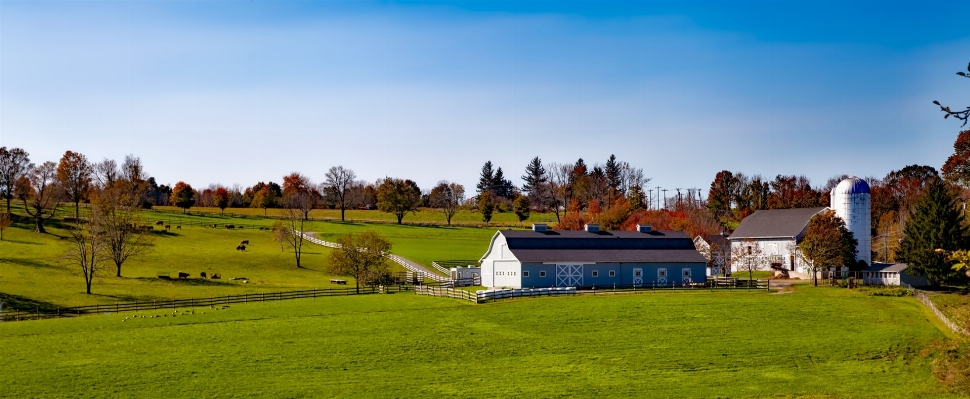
[413,286,478,303]
[0,286,381,322]
[414,280,771,304]
[915,291,970,337]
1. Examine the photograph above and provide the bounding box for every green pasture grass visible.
[152,205,563,226]
[927,291,970,331]
[0,286,960,398]
[0,206,495,308]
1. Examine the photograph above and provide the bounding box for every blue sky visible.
[1,1,969,196]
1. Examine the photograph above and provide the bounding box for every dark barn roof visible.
[864,263,908,273]
[497,230,705,263]
[729,207,828,240]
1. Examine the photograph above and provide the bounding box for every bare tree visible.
[95,186,155,278]
[64,217,106,295]
[275,207,308,268]
[20,162,61,233]
[429,181,465,226]
[730,238,764,282]
[328,231,392,294]
[120,155,148,206]
[547,162,572,223]
[57,151,93,220]
[93,158,119,189]
[0,213,11,241]
[344,179,370,211]
[325,166,357,222]
[0,147,32,214]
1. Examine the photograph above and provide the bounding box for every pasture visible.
[0,207,492,308]
[151,205,563,226]
[0,286,960,398]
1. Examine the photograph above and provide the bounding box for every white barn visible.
[728,207,827,275]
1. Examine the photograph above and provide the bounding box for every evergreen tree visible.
[493,167,510,198]
[896,177,969,285]
[477,161,494,196]
[605,154,622,204]
[521,156,547,205]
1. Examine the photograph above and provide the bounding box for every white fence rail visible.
[476,287,577,302]
[915,291,970,337]
[299,232,448,282]
[430,261,452,275]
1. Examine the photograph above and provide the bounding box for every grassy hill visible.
[0,207,493,308]
[0,286,960,398]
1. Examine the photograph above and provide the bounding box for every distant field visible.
[0,286,959,398]
[0,207,493,308]
[151,205,563,226]
[928,291,970,332]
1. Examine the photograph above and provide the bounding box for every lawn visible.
[0,207,493,308]
[0,286,961,398]
[927,291,970,333]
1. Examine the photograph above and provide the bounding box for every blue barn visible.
[479,224,708,289]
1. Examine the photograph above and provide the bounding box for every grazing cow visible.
[176,225,182,230]
[236,245,246,251]
[177,272,189,279]
[200,271,207,278]
[164,225,171,231]
[226,225,235,230]
[155,220,164,225]
[211,273,221,279]
[240,240,250,245]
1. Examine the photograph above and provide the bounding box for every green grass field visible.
[0,286,961,398]
[151,205,563,226]
[0,207,493,308]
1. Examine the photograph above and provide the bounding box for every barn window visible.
[592,270,599,277]
[540,271,547,277]
[523,271,529,277]
[683,269,691,277]
[657,269,665,278]
[609,270,616,277]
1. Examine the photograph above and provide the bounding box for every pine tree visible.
[521,156,547,205]
[493,167,508,198]
[896,177,969,285]
[605,154,621,193]
[477,161,494,196]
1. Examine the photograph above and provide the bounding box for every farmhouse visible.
[479,224,707,288]
[727,207,827,275]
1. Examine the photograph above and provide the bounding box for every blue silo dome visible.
[834,176,870,195]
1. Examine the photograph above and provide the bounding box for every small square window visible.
[592,270,599,277]
[523,271,529,277]
[635,270,642,277]
[540,271,547,277]
[658,269,667,277]
[609,270,616,277]
[683,269,691,277]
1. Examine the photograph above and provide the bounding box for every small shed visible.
[860,263,928,287]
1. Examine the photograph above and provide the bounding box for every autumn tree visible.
[0,147,31,215]
[321,166,355,221]
[942,129,970,187]
[376,177,421,224]
[521,156,548,209]
[94,185,154,277]
[251,185,276,216]
[328,231,392,294]
[768,175,824,209]
[896,177,968,285]
[429,181,465,226]
[478,191,495,226]
[557,199,587,230]
[170,181,196,214]
[57,151,93,220]
[20,162,61,233]
[512,195,530,226]
[283,173,319,220]
[799,210,858,286]
[93,158,119,189]
[120,155,149,207]
[213,187,230,215]
[933,61,970,127]
[707,170,735,220]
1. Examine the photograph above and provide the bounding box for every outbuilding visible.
[860,263,928,287]
[479,224,707,289]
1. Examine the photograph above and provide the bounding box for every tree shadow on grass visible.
[0,292,65,313]
[0,239,43,245]
[0,257,61,270]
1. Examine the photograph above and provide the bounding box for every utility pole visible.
[661,189,668,210]
[655,186,661,210]
[676,188,682,209]
[648,189,653,210]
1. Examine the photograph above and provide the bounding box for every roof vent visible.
[532,224,547,232]
[636,224,652,233]
[585,224,600,232]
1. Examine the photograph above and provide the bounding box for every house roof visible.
[729,207,828,240]
[695,234,730,248]
[494,229,705,264]
[511,249,707,263]
[864,263,908,273]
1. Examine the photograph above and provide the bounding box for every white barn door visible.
[556,264,583,287]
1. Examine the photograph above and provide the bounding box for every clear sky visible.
[1,1,969,195]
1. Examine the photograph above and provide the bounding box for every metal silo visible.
[829,176,871,267]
